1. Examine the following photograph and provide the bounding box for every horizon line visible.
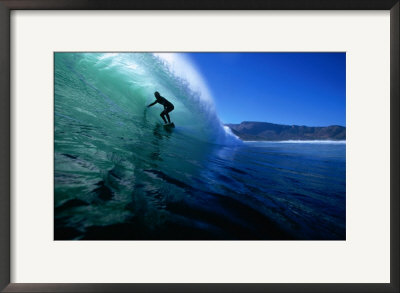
[223,121,346,128]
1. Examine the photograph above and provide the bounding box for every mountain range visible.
[226,121,346,141]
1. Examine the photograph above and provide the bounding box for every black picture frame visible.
[1,1,399,292]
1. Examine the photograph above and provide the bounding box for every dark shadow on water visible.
[148,123,172,162]
[90,168,296,240]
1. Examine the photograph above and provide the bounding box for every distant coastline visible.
[243,140,346,144]
[226,121,346,141]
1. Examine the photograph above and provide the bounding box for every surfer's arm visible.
[147,101,157,108]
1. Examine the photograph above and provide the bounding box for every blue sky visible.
[185,53,346,127]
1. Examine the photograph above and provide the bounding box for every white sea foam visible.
[97,53,118,60]
[223,125,242,144]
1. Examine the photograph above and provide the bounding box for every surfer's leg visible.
[165,106,173,123]
[160,111,167,124]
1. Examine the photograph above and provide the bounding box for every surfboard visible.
[163,122,175,128]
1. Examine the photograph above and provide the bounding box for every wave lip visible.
[153,53,240,146]
[154,53,214,105]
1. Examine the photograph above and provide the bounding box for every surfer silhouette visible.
[147,91,174,124]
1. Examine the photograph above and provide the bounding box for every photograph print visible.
[54,52,346,240]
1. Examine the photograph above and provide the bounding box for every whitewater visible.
[54,53,345,240]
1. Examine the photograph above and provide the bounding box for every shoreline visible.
[242,140,346,144]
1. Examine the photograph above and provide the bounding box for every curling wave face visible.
[54,53,240,236]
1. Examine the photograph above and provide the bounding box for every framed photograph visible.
[1,0,399,292]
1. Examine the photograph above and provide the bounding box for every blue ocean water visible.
[54,53,345,240]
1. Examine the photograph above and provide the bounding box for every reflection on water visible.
[55,119,345,240]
